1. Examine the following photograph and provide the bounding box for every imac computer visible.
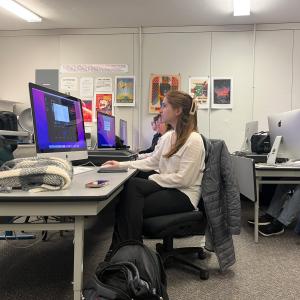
[119,119,128,146]
[97,112,116,148]
[29,82,88,161]
[268,109,300,161]
[241,120,258,152]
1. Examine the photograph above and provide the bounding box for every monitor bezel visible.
[119,118,128,146]
[96,111,116,148]
[29,82,88,159]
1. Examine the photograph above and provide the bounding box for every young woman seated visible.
[102,91,205,256]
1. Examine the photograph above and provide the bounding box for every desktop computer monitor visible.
[268,109,300,160]
[241,120,258,152]
[97,112,116,148]
[119,119,128,146]
[29,82,88,161]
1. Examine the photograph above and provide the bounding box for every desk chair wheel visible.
[200,269,209,280]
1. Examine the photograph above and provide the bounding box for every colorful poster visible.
[149,74,181,114]
[95,77,112,92]
[81,99,93,123]
[188,77,210,109]
[95,93,114,118]
[115,76,135,106]
[212,78,233,109]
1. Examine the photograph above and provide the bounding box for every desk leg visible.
[254,179,260,243]
[73,216,84,300]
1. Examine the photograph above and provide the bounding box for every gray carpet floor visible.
[1,200,300,300]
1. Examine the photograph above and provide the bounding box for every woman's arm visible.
[119,141,163,171]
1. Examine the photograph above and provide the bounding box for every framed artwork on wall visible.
[94,93,114,120]
[114,76,135,106]
[81,99,93,123]
[212,78,233,109]
[149,74,181,114]
[188,77,210,109]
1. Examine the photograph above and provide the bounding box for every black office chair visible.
[143,135,209,280]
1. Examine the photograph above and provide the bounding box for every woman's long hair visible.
[164,91,197,158]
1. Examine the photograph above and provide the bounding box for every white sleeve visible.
[137,138,162,160]
[148,135,205,188]
[119,135,166,171]
[137,153,151,160]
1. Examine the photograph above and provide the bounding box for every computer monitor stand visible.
[267,135,282,165]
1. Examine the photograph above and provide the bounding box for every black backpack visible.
[251,131,271,154]
[83,240,169,300]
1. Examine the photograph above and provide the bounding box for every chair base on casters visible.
[156,236,209,280]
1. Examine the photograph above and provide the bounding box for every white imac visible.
[119,119,128,146]
[29,82,88,161]
[268,109,300,161]
[241,121,258,152]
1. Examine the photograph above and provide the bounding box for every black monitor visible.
[119,119,128,146]
[97,112,116,148]
[29,82,88,161]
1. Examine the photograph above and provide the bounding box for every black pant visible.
[110,177,194,250]
[136,170,158,179]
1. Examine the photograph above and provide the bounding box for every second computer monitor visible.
[268,109,300,160]
[97,112,116,148]
[243,120,258,152]
[119,119,128,146]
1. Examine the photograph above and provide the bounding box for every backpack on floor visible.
[83,240,169,300]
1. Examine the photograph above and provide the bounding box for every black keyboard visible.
[88,150,132,157]
[97,167,128,173]
[233,152,288,164]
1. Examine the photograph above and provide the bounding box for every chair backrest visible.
[200,134,210,165]
[198,134,210,212]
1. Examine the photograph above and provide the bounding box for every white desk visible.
[0,168,136,300]
[232,156,300,243]
[254,164,300,242]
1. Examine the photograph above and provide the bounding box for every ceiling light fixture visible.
[233,0,250,16]
[0,0,42,22]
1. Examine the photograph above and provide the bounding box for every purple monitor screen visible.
[29,83,87,153]
[97,112,116,148]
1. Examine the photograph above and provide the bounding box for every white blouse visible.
[119,130,205,209]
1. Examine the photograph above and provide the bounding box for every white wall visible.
[210,30,253,150]
[0,35,60,102]
[58,33,139,148]
[1,24,300,152]
[253,30,293,130]
[141,31,211,147]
